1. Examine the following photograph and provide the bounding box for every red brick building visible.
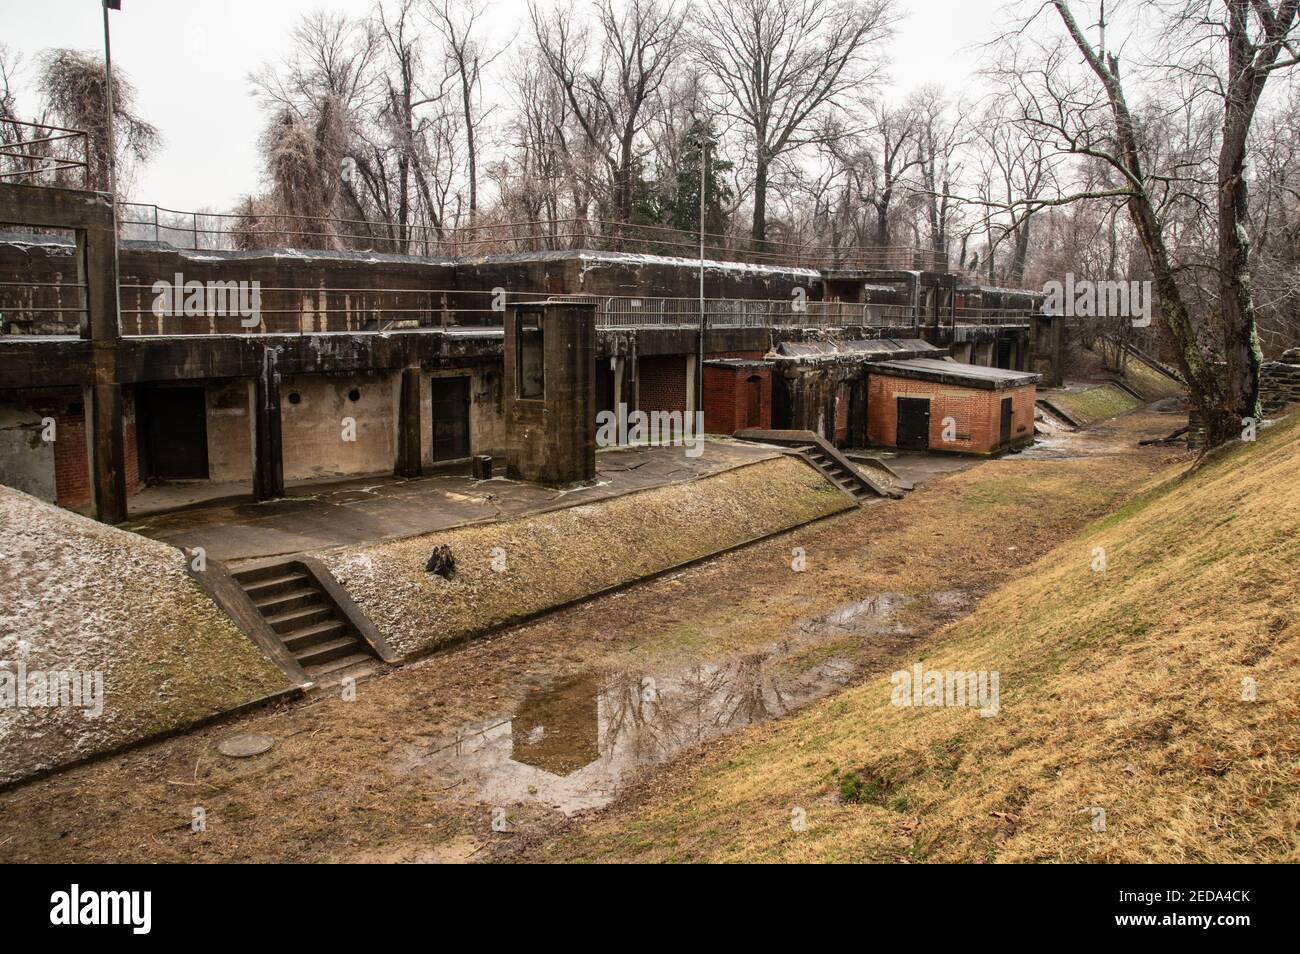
[703,359,772,433]
[867,359,1038,455]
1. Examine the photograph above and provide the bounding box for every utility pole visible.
[101,0,122,317]
[697,123,707,417]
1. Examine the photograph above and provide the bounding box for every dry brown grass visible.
[528,414,1300,863]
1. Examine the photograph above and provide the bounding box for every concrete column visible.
[251,347,284,501]
[83,351,127,524]
[685,353,698,417]
[83,218,127,522]
[395,366,423,478]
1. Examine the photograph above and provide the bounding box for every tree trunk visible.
[752,146,769,246]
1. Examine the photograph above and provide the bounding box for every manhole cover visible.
[217,733,275,758]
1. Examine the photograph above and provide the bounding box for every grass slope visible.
[1050,383,1142,425]
[320,455,851,658]
[1122,358,1184,402]
[533,414,1300,863]
[0,486,291,786]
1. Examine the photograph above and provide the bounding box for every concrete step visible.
[233,558,381,680]
[254,588,323,614]
[295,636,362,668]
[282,619,349,652]
[232,563,300,585]
[304,652,376,682]
[241,572,311,600]
[266,604,336,634]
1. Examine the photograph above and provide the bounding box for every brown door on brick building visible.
[999,396,1014,448]
[430,376,470,461]
[744,375,763,428]
[896,397,930,450]
[140,386,209,480]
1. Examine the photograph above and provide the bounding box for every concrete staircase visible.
[232,562,376,681]
[733,428,903,502]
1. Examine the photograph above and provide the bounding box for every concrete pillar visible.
[686,353,698,417]
[251,348,284,501]
[84,351,127,524]
[395,366,423,478]
[504,301,596,484]
[83,218,127,523]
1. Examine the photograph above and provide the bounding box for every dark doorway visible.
[999,396,1014,448]
[996,336,1012,369]
[596,359,616,420]
[141,386,208,480]
[744,375,763,429]
[430,376,471,461]
[896,397,930,450]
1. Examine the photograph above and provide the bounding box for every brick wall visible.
[835,383,850,443]
[54,398,142,509]
[638,355,689,413]
[703,365,772,433]
[867,373,1036,454]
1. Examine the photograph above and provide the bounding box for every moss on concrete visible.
[319,456,851,658]
[0,486,292,786]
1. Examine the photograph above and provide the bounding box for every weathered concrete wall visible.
[418,364,507,463]
[280,371,395,481]
[0,237,826,336]
[0,404,55,499]
[204,379,253,483]
[504,302,596,484]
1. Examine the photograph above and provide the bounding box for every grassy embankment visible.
[528,413,1300,863]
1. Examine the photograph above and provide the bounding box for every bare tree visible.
[36,49,159,195]
[529,0,685,228]
[425,0,505,224]
[858,101,924,248]
[993,0,1300,448]
[690,0,896,245]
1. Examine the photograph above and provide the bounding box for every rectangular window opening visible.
[518,312,545,399]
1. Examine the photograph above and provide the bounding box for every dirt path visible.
[0,412,1183,863]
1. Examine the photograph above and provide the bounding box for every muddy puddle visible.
[401,592,918,814]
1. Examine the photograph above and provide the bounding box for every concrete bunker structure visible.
[504,300,597,485]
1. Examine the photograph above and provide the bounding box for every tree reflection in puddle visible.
[403,592,912,814]
[407,652,854,815]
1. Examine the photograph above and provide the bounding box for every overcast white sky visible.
[4,0,1004,210]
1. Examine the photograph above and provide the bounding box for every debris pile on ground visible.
[424,545,456,579]
[319,456,851,658]
[0,485,291,786]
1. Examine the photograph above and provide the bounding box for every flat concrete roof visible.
[870,358,1040,390]
[773,337,940,360]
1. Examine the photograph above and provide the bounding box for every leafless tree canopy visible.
[4,1,1300,445]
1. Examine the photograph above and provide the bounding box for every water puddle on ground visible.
[402,593,913,814]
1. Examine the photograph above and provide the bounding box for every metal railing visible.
[116,201,948,272]
[2,275,1043,337]
[0,120,91,191]
[101,283,935,337]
